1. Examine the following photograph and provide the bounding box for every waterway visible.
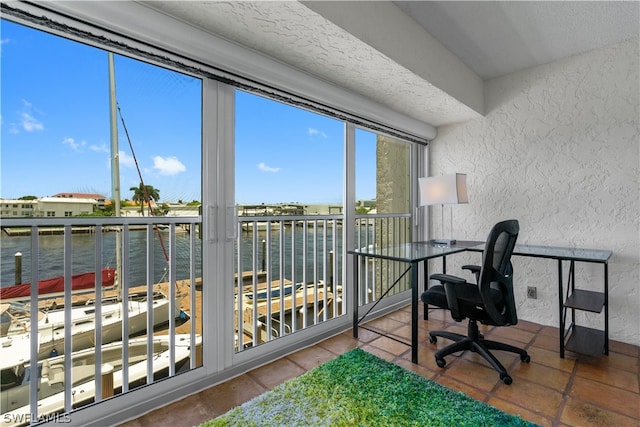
[1,226,346,289]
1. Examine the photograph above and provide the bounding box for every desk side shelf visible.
[564,289,605,313]
[565,325,605,357]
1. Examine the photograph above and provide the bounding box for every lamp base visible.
[430,239,457,246]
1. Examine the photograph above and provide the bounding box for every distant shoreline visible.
[2,225,151,236]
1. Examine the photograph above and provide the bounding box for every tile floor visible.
[120,305,640,427]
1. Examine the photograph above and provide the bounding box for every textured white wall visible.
[429,39,639,346]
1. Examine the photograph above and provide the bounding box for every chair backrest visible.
[479,219,519,326]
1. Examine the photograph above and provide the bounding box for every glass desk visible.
[349,241,482,363]
[349,241,612,363]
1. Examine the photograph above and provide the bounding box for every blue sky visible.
[1,19,376,205]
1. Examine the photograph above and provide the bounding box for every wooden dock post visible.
[14,252,22,285]
[101,363,115,398]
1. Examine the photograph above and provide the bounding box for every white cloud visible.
[308,128,327,138]
[119,150,136,168]
[21,112,44,132]
[89,143,109,153]
[62,137,86,151]
[258,162,280,173]
[153,155,186,176]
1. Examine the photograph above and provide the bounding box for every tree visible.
[129,183,160,215]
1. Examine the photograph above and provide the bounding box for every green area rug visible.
[202,348,537,426]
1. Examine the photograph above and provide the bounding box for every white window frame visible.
[1,2,433,425]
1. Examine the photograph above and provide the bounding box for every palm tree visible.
[129,183,160,215]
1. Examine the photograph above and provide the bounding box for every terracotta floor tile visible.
[537,326,561,341]
[385,307,412,324]
[439,358,503,392]
[570,376,640,419]
[247,357,306,389]
[317,331,358,354]
[286,345,336,371]
[367,334,413,356]
[560,397,639,427]
[575,359,639,392]
[515,319,545,334]
[590,350,640,374]
[359,343,395,362]
[433,375,489,403]
[394,357,437,380]
[362,315,406,332]
[135,393,212,427]
[509,361,571,391]
[487,396,553,427]
[199,374,266,414]
[494,381,564,418]
[486,325,536,345]
[525,346,576,373]
[531,332,561,352]
[609,339,640,359]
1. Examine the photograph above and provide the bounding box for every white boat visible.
[1,291,186,360]
[1,334,201,425]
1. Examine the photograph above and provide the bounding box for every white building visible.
[35,197,99,217]
[0,199,37,217]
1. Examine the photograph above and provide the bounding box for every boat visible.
[0,291,186,360]
[1,334,201,425]
[0,268,116,303]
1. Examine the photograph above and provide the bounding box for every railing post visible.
[261,239,266,272]
[329,250,334,289]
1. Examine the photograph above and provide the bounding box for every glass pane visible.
[355,129,412,302]
[0,19,203,419]
[234,90,344,350]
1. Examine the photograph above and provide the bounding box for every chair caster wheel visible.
[435,357,446,368]
[429,335,437,344]
[521,354,531,363]
[501,374,512,385]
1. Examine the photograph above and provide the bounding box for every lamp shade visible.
[419,173,468,206]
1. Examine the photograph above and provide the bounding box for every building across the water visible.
[0,196,103,218]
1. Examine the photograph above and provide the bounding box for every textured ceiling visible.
[394,1,640,80]
[141,1,638,128]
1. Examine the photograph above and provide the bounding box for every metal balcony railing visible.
[234,213,412,351]
[0,216,201,425]
[1,212,411,424]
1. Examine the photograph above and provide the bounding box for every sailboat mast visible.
[108,52,122,301]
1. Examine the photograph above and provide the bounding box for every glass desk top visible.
[349,241,612,263]
[471,243,612,263]
[348,241,483,263]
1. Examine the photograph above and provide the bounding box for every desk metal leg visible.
[558,260,564,358]
[423,260,429,320]
[411,261,419,363]
[604,263,609,355]
[353,254,359,338]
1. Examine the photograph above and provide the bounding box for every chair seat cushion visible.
[421,283,505,324]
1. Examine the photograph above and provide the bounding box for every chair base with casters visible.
[427,318,530,385]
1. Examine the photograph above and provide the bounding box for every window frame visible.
[1,3,432,425]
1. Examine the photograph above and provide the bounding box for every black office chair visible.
[421,219,530,384]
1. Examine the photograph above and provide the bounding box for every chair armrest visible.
[429,274,466,320]
[462,265,481,283]
[430,273,466,286]
[462,265,480,273]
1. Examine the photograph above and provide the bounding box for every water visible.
[1,225,347,288]
[1,229,202,288]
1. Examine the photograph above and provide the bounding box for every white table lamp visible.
[419,173,468,245]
